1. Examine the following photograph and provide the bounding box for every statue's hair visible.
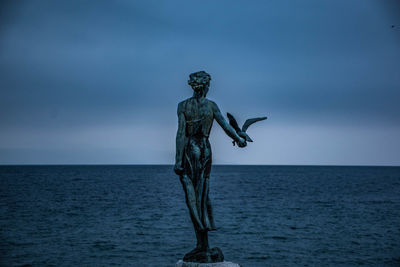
[188,71,211,90]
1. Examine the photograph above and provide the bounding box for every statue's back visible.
[182,97,214,138]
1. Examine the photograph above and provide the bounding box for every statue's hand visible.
[174,162,184,175]
[237,137,247,148]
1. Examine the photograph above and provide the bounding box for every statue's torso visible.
[183,97,213,138]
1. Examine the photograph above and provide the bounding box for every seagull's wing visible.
[242,117,267,132]
[227,113,241,132]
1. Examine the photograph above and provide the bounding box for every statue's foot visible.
[208,226,217,231]
[186,246,203,256]
[210,222,217,231]
[201,227,217,232]
[183,247,224,263]
[197,222,216,232]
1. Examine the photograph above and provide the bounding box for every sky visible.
[0,0,399,165]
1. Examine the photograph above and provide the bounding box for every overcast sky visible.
[1,0,399,165]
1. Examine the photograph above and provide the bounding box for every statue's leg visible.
[206,195,216,230]
[200,230,209,250]
[201,176,212,230]
[194,228,209,250]
[180,174,205,231]
[203,155,216,230]
[204,176,216,230]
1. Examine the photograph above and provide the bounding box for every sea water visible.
[1,165,399,266]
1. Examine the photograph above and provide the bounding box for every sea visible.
[0,165,399,267]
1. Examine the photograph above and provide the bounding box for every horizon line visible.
[0,163,399,167]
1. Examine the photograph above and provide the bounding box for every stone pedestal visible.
[183,247,224,263]
[176,260,241,267]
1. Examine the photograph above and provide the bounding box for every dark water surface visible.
[1,165,400,266]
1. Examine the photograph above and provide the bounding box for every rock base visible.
[183,247,224,263]
[176,260,241,267]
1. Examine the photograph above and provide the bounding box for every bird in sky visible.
[227,113,267,146]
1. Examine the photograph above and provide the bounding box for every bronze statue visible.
[174,71,247,263]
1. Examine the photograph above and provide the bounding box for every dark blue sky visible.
[1,0,399,165]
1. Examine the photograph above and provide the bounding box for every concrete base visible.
[176,260,241,267]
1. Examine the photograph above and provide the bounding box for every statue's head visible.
[188,71,211,96]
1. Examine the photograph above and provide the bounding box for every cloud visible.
[0,0,399,164]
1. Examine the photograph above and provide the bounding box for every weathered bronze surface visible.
[174,71,247,263]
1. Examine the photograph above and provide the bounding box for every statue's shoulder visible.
[206,99,218,110]
[178,98,190,105]
[177,98,191,112]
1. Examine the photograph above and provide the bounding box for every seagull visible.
[227,113,267,146]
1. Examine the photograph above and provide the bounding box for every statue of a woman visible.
[174,71,246,263]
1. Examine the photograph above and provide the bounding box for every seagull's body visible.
[227,113,267,145]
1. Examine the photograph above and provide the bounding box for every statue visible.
[174,71,248,263]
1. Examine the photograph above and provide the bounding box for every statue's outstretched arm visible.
[211,101,245,146]
[175,102,186,175]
